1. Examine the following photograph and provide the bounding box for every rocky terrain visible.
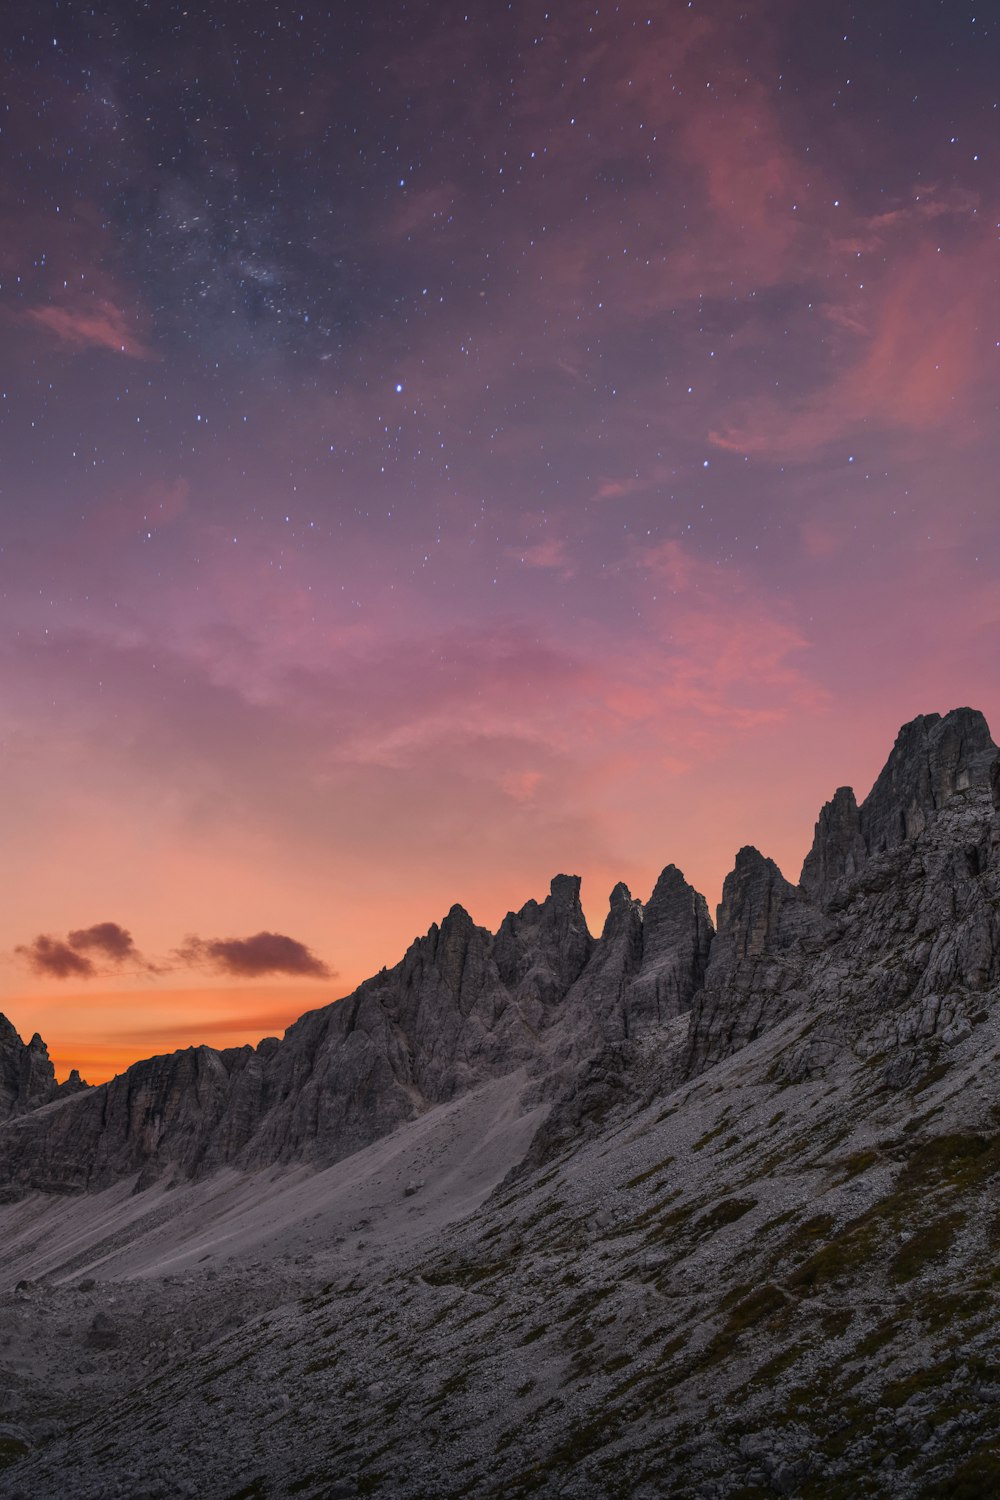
[0,1020,85,1125]
[1,706,999,1498]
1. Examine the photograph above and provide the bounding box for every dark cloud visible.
[16,935,96,980]
[15,921,151,979]
[66,922,141,963]
[178,931,333,980]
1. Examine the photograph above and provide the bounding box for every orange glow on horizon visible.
[6,985,352,1087]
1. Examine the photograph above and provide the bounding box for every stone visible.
[858,708,997,857]
[88,1312,120,1350]
[799,785,866,900]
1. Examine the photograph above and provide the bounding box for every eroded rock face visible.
[801,710,998,905]
[799,786,866,900]
[686,707,1000,1077]
[0,1021,58,1124]
[627,865,714,1030]
[858,707,996,856]
[0,867,712,1195]
[493,873,595,1025]
[1,706,997,1199]
[685,848,827,1075]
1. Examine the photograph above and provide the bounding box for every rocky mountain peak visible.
[602,881,643,937]
[801,708,998,904]
[0,1019,59,1123]
[858,706,997,856]
[799,785,865,899]
[493,873,594,1015]
[685,846,826,1075]
[715,846,796,961]
[626,865,714,1030]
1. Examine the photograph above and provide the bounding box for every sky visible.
[1,0,998,1083]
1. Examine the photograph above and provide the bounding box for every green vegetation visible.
[889,1211,966,1282]
[785,1214,880,1293]
[835,1148,879,1180]
[896,1131,998,1191]
[692,1122,730,1152]
[623,1154,675,1189]
[693,1197,757,1233]
[0,1437,30,1470]
[925,1444,1000,1498]
[702,1283,788,1364]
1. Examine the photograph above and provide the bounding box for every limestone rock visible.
[626,865,713,1029]
[88,1312,120,1350]
[0,1021,58,1123]
[858,707,996,857]
[686,708,1000,1077]
[799,786,866,900]
[685,847,825,1074]
[492,873,595,1025]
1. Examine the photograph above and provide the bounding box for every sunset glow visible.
[2,1,997,1082]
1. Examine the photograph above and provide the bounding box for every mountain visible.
[0,863,711,1197]
[0,706,998,1500]
[0,1020,85,1124]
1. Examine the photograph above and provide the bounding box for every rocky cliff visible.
[685,707,1000,1076]
[0,1021,85,1124]
[1,706,997,1203]
[0,865,711,1196]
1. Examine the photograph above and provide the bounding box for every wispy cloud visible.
[25,299,152,358]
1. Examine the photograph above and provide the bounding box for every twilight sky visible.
[2,0,998,1082]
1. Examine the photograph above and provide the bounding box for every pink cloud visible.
[26,299,152,358]
[500,769,544,803]
[510,538,575,578]
[710,234,996,459]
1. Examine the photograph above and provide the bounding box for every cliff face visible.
[2,706,997,1200]
[685,708,1000,1077]
[0,865,711,1195]
[0,1021,83,1124]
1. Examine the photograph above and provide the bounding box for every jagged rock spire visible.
[802,708,999,901]
[859,708,997,856]
[800,786,866,899]
[0,1017,59,1122]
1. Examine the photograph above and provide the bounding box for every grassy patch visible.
[924,1443,1000,1497]
[702,1283,788,1364]
[623,1155,675,1189]
[785,1217,880,1293]
[0,1438,29,1470]
[693,1197,757,1234]
[896,1132,998,1192]
[889,1211,966,1283]
[835,1149,878,1181]
[819,1306,854,1338]
[749,1340,808,1386]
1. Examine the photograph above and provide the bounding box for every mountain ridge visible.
[1,706,996,1200]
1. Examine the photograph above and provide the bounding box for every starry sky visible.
[2,0,998,1082]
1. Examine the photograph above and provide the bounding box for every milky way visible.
[1,0,998,1079]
